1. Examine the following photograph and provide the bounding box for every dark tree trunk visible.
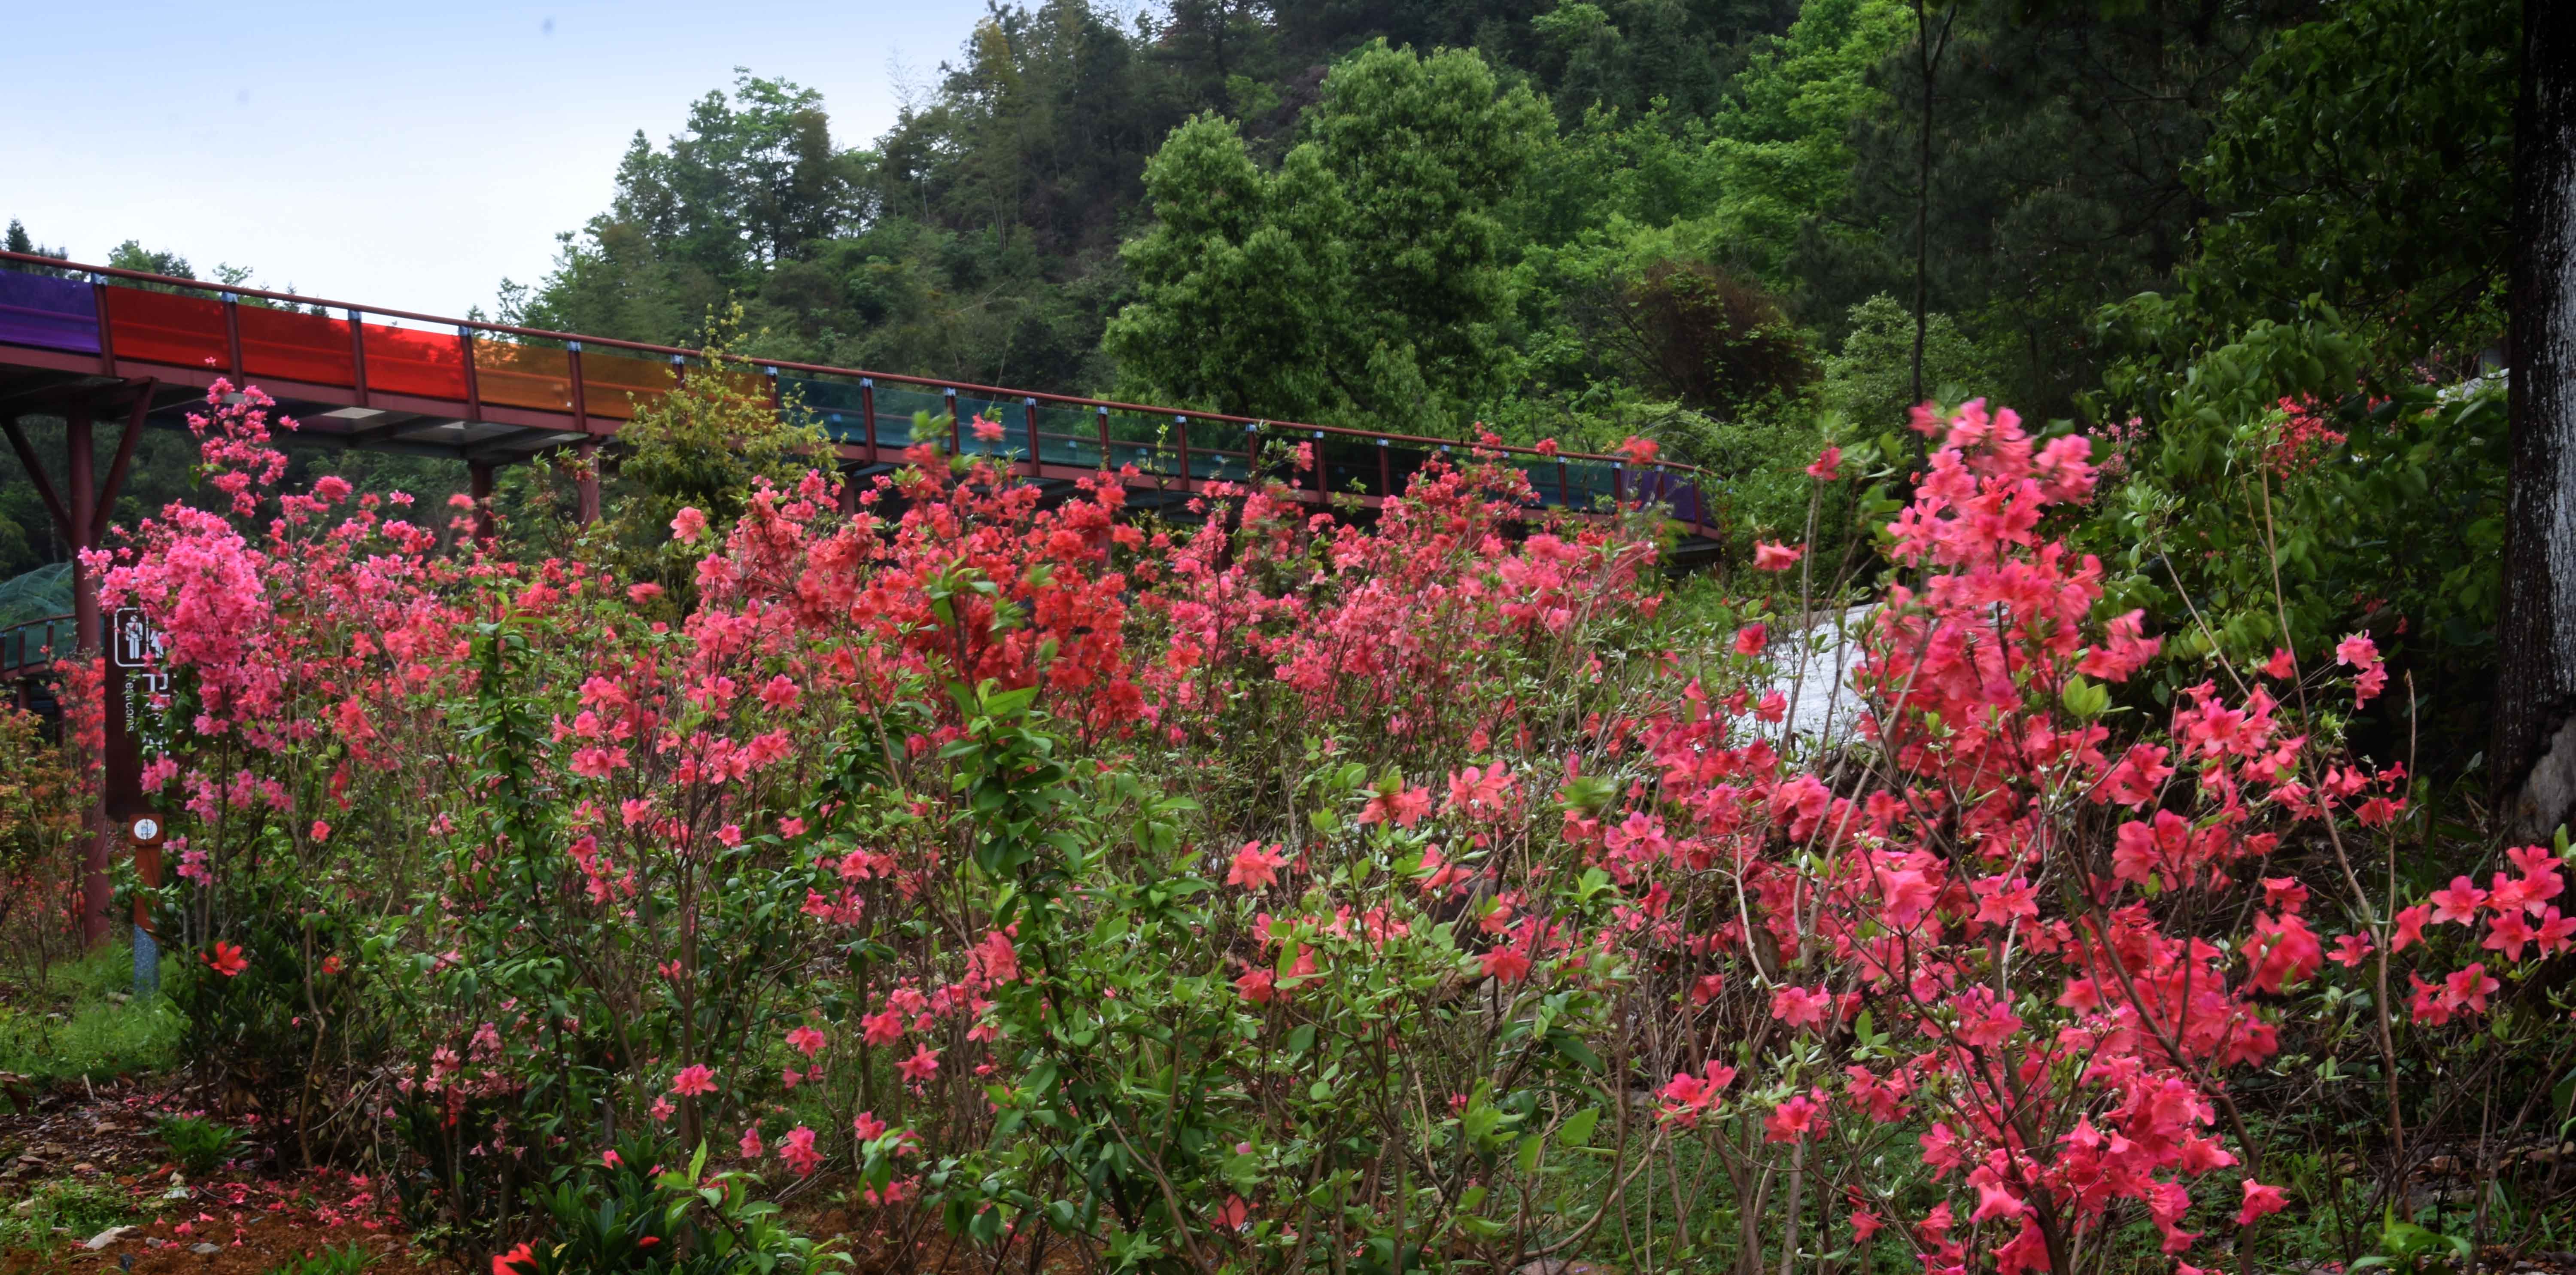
[2497,0,2576,842]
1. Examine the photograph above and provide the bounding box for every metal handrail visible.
[0,613,75,679]
[0,248,1712,482]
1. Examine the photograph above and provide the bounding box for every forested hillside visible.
[3,0,2514,578]
[9,5,2573,1270]
[0,0,2521,752]
[496,0,2500,431]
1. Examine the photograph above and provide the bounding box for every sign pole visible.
[106,606,167,994]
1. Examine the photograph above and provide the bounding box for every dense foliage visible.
[6,0,2520,758]
[33,376,2561,1275]
[0,1,2551,1270]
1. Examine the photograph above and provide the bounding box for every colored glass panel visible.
[1320,435,1387,496]
[474,339,573,413]
[1030,402,1103,469]
[719,366,774,404]
[872,384,946,450]
[1562,460,1618,510]
[104,287,227,370]
[954,393,1018,461]
[237,306,355,387]
[0,271,99,354]
[1516,458,1570,506]
[1634,471,1706,524]
[579,348,674,420]
[787,375,870,444]
[361,322,468,399]
[1173,419,1253,483]
[1103,410,1176,475]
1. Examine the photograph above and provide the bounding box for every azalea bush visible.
[82,382,2576,1275]
[0,700,87,980]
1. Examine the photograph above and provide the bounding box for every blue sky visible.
[1,0,1083,319]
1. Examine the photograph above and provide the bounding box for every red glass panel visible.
[238,306,354,387]
[475,339,573,413]
[361,323,468,399]
[578,348,674,420]
[104,287,228,370]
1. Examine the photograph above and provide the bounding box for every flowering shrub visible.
[88,382,2575,1274]
[0,703,87,976]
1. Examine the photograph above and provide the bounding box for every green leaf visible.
[1550,1032,1604,1073]
[2059,676,2110,720]
[1559,1107,1601,1148]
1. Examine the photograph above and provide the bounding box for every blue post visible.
[133,924,159,997]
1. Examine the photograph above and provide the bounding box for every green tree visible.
[1798,0,2294,417]
[503,71,865,345]
[1107,42,1553,426]
[2181,0,2515,365]
[1821,293,1984,429]
[1698,0,1908,286]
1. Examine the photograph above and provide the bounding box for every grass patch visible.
[0,943,183,1086]
[0,1177,132,1251]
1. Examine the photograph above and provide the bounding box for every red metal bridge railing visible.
[0,248,1723,537]
[0,613,75,683]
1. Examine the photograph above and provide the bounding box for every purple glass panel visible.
[0,270,101,354]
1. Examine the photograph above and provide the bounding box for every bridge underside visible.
[2,257,1729,696]
[1,255,1732,952]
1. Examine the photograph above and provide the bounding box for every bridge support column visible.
[64,402,114,950]
[468,459,497,542]
[574,441,601,526]
[3,390,156,950]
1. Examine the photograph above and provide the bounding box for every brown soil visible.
[5,1213,414,1275]
[1,1080,423,1275]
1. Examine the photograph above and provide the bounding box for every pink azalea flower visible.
[1752,541,1804,572]
[2236,1179,2288,1226]
[1227,840,1289,891]
[895,1042,941,1084]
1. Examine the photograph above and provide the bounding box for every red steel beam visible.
[91,381,156,543]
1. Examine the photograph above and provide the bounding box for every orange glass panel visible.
[238,306,355,387]
[474,339,574,413]
[682,363,771,405]
[104,287,228,370]
[577,348,674,420]
[724,368,771,400]
[361,323,468,399]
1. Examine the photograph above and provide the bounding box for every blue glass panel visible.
[0,270,99,354]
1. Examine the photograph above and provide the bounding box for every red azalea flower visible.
[203,942,249,978]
